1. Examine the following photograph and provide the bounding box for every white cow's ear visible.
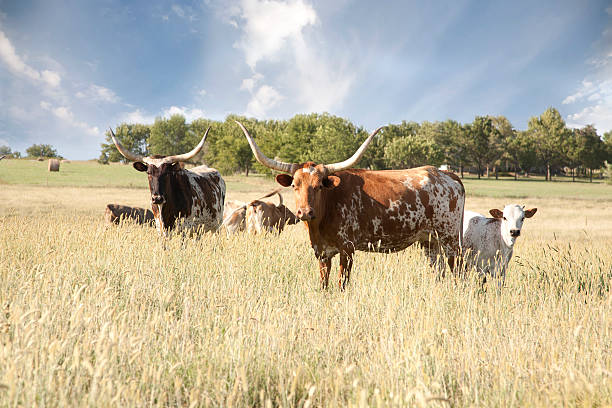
[524,208,537,218]
[489,209,503,218]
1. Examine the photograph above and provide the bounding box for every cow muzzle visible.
[151,194,166,205]
[510,229,521,238]
[296,207,314,221]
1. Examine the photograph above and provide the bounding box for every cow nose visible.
[510,229,520,237]
[296,207,314,221]
[151,194,165,204]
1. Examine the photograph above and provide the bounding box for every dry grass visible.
[0,184,611,407]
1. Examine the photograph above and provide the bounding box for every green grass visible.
[2,159,611,200]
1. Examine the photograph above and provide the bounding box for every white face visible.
[501,205,527,246]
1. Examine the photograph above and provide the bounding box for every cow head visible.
[236,121,383,222]
[110,127,210,228]
[489,204,537,247]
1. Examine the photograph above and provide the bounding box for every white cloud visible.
[40,101,100,136]
[562,23,612,133]
[198,88,208,97]
[75,84,119,103]
[120,109,156,124]
[232,0,355,117]
[236,0,317,69]
[240,73,263,92]
[172,4,185,18]
[119,106,206,124]
[245,85,284,117]
[0,29,61,88]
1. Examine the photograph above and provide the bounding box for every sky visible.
[0,0,611,159]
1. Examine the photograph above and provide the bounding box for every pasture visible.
[0,160,611,406]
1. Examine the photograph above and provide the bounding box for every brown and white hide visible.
[246,194,299,234]
[222,200,247,233]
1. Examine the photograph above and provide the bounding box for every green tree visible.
[575,125,607,182]
[0,146,21,158]
[149,115,191,157]
[434,120,467,176]
[465,116,495,179]
[26,144,59,158]
[384,134,443,169]
[505,131,537,179]
[527,107,569,181]
[489,116,513,179]
[99,123,150,164]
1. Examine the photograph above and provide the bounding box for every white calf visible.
[463,204,537,282]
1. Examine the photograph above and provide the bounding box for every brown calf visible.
[105,204,155,225]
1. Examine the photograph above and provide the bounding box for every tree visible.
[149,115,192,157]
[362,121,419,170]
[465,116,495,179]
[26,144,59,158]
[99,123,150,164]
[505,131,537,179]
[489,116,513,179]
[434,120,467,176]
[0,146,21,158]
[575,125,607,182]
[384,134,443,169]
[527,107,569,181]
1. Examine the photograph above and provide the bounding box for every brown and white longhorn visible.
[237,121,465,290]
[111,128,226,235]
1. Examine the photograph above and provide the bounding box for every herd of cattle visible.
[106,122,536,289]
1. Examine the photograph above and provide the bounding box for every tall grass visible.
[0,188,611,406]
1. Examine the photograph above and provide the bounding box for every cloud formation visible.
[40,101,100,136]
[75,84,120,103]
[0,29,61,88]
[231,0,355,118]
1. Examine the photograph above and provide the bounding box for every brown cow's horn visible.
[110,128,144,162]
[164,127,210,163]
[323,126,384,174]
[236,121,298,174]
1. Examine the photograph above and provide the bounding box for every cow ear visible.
[489,209,503,218]
[133,162,148,172]
[323,175,341,189]
[524,208,537,218]
[276,174,293,187]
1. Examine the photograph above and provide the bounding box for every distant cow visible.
[105,204,155,225]
[222,200,247,233]
[246,189,299,234]
[237,121,465,290]
[463,204,537,282]
[111,127,226,236]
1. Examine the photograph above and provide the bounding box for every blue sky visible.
[1,0,610,159]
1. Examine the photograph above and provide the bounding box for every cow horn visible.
[236,121,298,174]
[164,127,210,163]
[323,126,385,174]
[110,128,144,162]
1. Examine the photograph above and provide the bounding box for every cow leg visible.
[338,250,354,291]
[318,257,332,290]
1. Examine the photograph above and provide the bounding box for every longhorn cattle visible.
[111,128,226,235]
[236,121,465,290]
[246,189,299,234]
[463,204,537,283]
[105,204,155,225]
[222,200,247,233]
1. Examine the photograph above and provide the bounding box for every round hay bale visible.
[48,159,60,172]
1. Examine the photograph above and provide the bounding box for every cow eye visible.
[503,217,507,221]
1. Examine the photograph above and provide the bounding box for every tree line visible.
[96,107,610,181]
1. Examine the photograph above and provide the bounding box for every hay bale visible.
[61,159,71,164]
[48,159,60,172]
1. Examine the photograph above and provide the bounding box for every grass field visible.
[0,160,611,406]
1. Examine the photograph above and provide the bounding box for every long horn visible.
[235,121,298,174]
[0,155,5,161]
[164,127,210,163]
[110,128,143,162]
[323,126,385,174]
